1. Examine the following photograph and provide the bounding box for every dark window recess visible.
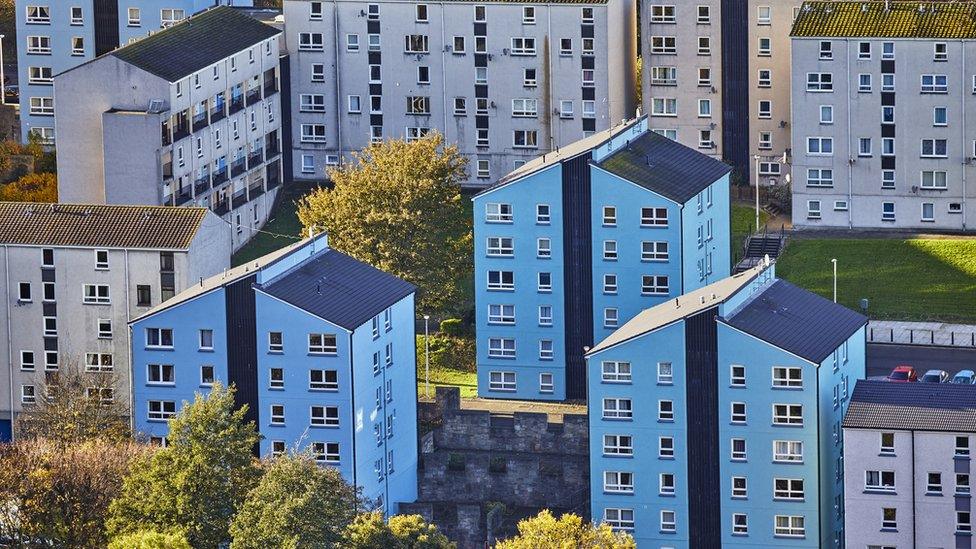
[476,116,489,129]
[367,21,380,33]
[583,118,596,132]
[43,284,55,301]
[225,274,260,453]
[685,307,721,546]
[721,0,751,181]
[44,337,58,351]
[561,152,594,400]
[582,87,595,101]
[582,56,595,70]
[881,124,895,138]
[160,252,175,302]
[881,60,895,74]
[370,114,384,126]
[881,93,896,106]
[881,157,896,170]
[41,269,55,283]
[369,83,383,96]
[580,25,594,38]
[41,249,54,268]
[42,302,56,316]
[368,51,382,65]
[93,0,120,57]
[474,22,487,36]
[475,85,489,98]
[474,54,488,67]
[137,285,152,307]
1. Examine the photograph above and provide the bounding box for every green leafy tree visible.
[108,531,192,549]
[107,383,260,548]
[344,512,455,549]
[297,132,471,315]
[494,510,636,549]
[0,171,57,202]
[229,453,362,548]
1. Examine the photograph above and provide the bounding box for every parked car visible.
[886,365,918,382]
[952,370,976,384]
[920,369,949,383]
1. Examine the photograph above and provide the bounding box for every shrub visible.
[447,452,466,472]
[439,318,464,336]
[417,333,475,373]
[488,456,507,474]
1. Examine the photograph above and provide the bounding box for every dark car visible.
[886,365,917,382]
[920,369,949,383]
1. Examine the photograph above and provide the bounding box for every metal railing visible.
[868,326,976,348]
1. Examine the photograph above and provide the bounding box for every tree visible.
[15,356,130,445]
[344,512,455,549]
[297,133,471,315]
[494,510,636,549]
[107,383,261,548]
[0,172,57,202]
[0,439,150,548]
[229,453,362,548]
[108,531,192,549]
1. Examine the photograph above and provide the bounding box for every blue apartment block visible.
[587,260,867,548]
[15,0,252,143]
[129,233,418,514]
[472,116,732,401]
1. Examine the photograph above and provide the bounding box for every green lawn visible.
[232,181,321,267]
[417,364,478,399]
[776,238,976,322]
[731,203,770,264]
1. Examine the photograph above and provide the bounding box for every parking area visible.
[866,343,976,380]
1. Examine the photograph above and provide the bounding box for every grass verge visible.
[417,365,478,399]
[232,180,321,267]
[731,202,770,264]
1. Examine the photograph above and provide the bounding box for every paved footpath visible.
[868,320,976,348]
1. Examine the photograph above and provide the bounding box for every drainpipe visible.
[439,3,448,136]
[332,0,343,165]
[962,42,967,230]
[4,245,13,440]
[124,249,134,435]
[546,5,555,152]
[846,39,853,229]
[911,430,917,547]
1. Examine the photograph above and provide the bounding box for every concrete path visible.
[868,320,976,348]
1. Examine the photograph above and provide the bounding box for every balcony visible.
[229,96,245,115]
[263,80,278,98]
[245,88,261,106]
[248,182,265,200]
[266,161,281,190]
[266,139,280,158]
[174,188,193,206]
[231,189,248,209]
[247,149,264,169]
[230,158,247,178]
[213,200,230,217]
[192,112,208,132]
[162,162,174,181]
[210,104,226,124]
[212,167,229,185]
[172,127,190,143]
[194,175,210,195]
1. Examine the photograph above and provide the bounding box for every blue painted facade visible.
[587,263,866,547]
[473,116,732,401]
[130,234,418,515]
[15,0,252,143]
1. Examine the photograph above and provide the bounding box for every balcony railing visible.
[248,183,265,200]
[245,88,261,105]
[192,112,208,132]
[263,81,278,98]
[229,96,245,115]
[230,158,247,178]
[162,162,174,181]
[210,105,226,124]
[194,175,210,195]
[266,162,281,190]
[175,188,193,206]
[172,127,190,143]
[212,167,229,185]
[248,149,264,168]
[213,200,230,217]
[231,189,248,209]
[266,139,280,157]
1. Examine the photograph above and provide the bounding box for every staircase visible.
[734,224,788,273]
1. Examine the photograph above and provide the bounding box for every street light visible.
[0,34,6,106]
[753,154,761,232]
[423,315,430,399]
[831,258,838,303]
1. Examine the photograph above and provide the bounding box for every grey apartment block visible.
[791,1,976,230]
[843,380,976,548]
[283,0,636,188]
[641,0,799,183]
[0,203,230,440]
[53,7,284,251]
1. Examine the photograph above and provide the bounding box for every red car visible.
[887,365,918,382]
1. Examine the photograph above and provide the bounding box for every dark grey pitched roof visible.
[596,131,732,204]
[844,380,976,432]
[260,249,416,330]
[112,6,280,83]
[723,279,867,364]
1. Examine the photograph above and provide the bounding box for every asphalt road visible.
[866,343,976,379]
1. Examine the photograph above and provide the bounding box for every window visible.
[415,3,428,22]
[27,36,51,54]
[603,434,633,456]
[488,338,516,358]
[602,361,631,383]
[957,436,971,456]
[452,36,466,54]
[806,72,833,92]
[650,5,676,22]
[934,106,948,126]
[159,8,184,27]
[773,440,803,462]
[603,398,633,419]
[659,473,676,495]
[882,41,895,59]
[921,138,948,158]
[883,73,895,92]
[758,37,771,55]
[300,124,327,143]
[857,41,871,59]
[299,32,325,51]
[882,202,895,221]
[511,37,536,56]
[772,367,802,387]
[485,203,513,223]
[308,333,338,354]
[310,405,339,427]
[658,400,674,421]
[602,240,617,261]
[921,74,948,93]
[959,473,971,495]
[489,371,516,391]
[858,73,872,92]
[522,6,535,23]
[21,384,36,405]
[85,353,113,372]
[308,369,339,391]
[922,203,935,222]
[96,318,112,339]
[774,515,805,537]
[698,99,711,118]
[865,470,895,491]
[269,404,285,425]
[698,36,711,55]
[536,238,551,259]
[934,41,948,61]
[773,404,803,426]
[806,169,833,188]
[819,40,832,60]
[538,272,552,292]
[538,373,554,393]
[758,100,771,118]
[697,5,710,23]
[146,328,173,348]
[876,432,896,454]
[199,365,214,386]
[367,4,379,19]
[20,351,35,371]
[486,237,514,257]
[559,38,572,55]
[513,130,538,149]
[774,478,804,500]
[29,96,54,115]
[807,200,822,220]
[148,400,176,421]
[26,5,50,24]
[758,132,772,150]
[882,170,896,189]
[604,471,634,494]
[731,513,748,535]
[27,66,52,85]
[651,36,676,54]
[533,204,550,225]
[660,510,676,532]
[925,471,943,493]
[658,362,673,384]
[651,66,676,85]
[807,137,833,155]
[512,98,538,118]
[959,512,973,533]
[147,364,174,384]
[730,365,745,387]
[881,507,897,530]
[604,508,634,531]
[732,476,747,497]
[641,241,669,262]
[487,270,514,291]
[730,401,747,424]
[488,304,515,324]
[17,282,31,302]
[603,308,618,328]
[641,275,669,295]
[404,34,429,53]
[652,97,677,116]
[539,340,554,360]
[268,332,283,353]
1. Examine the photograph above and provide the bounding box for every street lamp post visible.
[423,315,430,399]
[831,258,838,303]
[0,35,6,106]
[753,155,761,232]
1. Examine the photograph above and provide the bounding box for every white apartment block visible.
[283,0,636,187]
[54,6,284,251]
[792,1,976,230]
[0,203,230,441]
[844,380,976,548]
[642,0,799,185]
